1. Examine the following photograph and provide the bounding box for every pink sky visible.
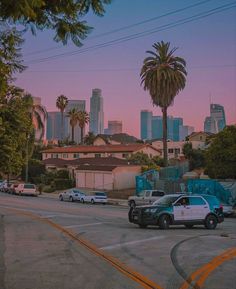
[15,0,236,138]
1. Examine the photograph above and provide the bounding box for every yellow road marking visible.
[6,207,164,289]
[179,247,236,289]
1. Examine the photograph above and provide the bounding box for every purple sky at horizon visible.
[15,0,236,138]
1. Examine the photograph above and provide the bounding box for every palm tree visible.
[140,41,187,166]
[77,111,90,144]
[66,107,79,143]
[23,93,47,140]
[56,95,68,140]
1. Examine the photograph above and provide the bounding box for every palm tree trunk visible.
[71,126,74,143]
[80,126,84,144]
[61,111,64,140]
[162,107,168,167]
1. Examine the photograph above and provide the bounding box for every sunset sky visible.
[15,0,236,138]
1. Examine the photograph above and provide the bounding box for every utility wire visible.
[26,2,236,65]
[26,0,212,56]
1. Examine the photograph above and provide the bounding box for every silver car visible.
[59,188,85,202]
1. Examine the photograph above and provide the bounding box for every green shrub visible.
[54,179,74,190]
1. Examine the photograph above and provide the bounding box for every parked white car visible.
[80,191,107,204]
[14,183,38,196]
[59,188,85,202]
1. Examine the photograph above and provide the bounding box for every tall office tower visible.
[179,125,194,141]
[140,110,153,140]
[46,112,62,140]
[204,103,226,133]
[65,100,86,143]
[32,96,47,140]
[107,121,122,135]
[89,88,104,135]
[151,115,183,141]
[151,116,162,139]
[173,117,183,141]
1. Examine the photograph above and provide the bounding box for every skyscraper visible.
[89,88,104,135]
[151,116,162,139]
[65,100,86,143]
[107,121,122,135]
[179,125,194,141]
[204,103,226,133]
[46,112,62,140]
[140,110,152,140]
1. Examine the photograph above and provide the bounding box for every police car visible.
[129,194,224,229]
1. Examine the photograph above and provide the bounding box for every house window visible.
[73,153,79,159]
[122,153,129,158]
[53,153,58,158]
[95,154,101,158]
[168,149,174,153]
[63,154,68,158]
[174,148,180,154]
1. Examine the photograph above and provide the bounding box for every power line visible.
[18,64,236,74]
[25,0,212,57]
[26,2,236,65]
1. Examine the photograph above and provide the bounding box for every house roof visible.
[42,144,160,154]
[43,157,132,167]
[187,131,214,139]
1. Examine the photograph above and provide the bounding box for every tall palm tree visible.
[23,93,47,140]
[84,132,96,145]
[56,94,68,140]
[140,41,187,166]
[66,107,79,143]
[77,111,90,144]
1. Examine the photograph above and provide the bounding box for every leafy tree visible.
[0,27,25,97]
[84,131,96,145]
[56,94,68,140]
[67,107,79,143]
[205,126,236,179]
[77,110,90,144]
[140,41,187,167]
[0,0,112,46]
[182,142,205,171]
[0,93,33,178]
[127,152,153,166]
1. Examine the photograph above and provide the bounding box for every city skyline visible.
[15,0,236,138]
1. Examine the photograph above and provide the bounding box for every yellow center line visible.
[6,207,164,289]
[179,248,236,289]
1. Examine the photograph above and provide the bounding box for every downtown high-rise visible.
[204,103,226,133]
[89,88,104,135]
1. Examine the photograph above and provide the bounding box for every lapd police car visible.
[129,194,224,229]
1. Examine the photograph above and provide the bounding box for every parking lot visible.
[0,192,235,289]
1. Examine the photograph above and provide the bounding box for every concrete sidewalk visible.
[39,192,129,207]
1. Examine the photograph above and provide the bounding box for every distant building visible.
[204,103,226,133]
[142,113,184,141]
[65,99,86,143]
[46,112,62,140]
[89,88,104,135]
[141,110,153,140]
[106,120,122,135]
[179,125,194,141]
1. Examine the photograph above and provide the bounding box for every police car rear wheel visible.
[205,214,217,229]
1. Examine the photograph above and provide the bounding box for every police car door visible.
[173,197,190,221]
[188,196,210,220]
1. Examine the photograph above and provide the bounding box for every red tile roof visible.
[42,144,160,153]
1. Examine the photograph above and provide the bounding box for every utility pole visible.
[25,134,30,183]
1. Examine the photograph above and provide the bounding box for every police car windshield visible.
[153,195,179,206]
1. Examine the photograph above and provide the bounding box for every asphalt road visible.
[0,192,235,289]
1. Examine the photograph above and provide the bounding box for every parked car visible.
[128,190,165,207]
[14,183,38,196]
[80,191,107,204]
[59,189,85,202]
[129,194,224,230]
